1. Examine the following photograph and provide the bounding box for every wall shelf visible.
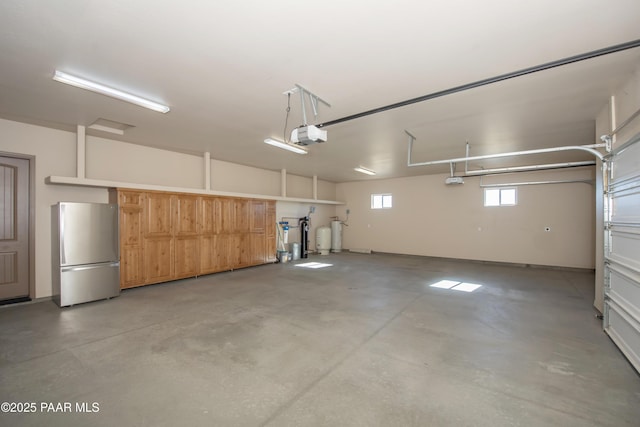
[45,176,344,205]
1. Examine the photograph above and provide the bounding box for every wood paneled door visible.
[0,156,30,301]
[199,197,218,274]
[174,195,199,279]
[118,191,145,288]
[144,192,174,284]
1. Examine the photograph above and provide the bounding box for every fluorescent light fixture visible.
[354,166,376,175]
[53,70,170,113]
[264,138,308,154]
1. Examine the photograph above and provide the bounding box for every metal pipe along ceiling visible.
[464,160,596,176]
[408,143,606,169]
[479,177,594,188]
[317,38,640,128]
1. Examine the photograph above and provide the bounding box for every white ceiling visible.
[1,0,640,182]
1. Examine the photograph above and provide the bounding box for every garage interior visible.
[1,254,637,426]
[1,1,640,426]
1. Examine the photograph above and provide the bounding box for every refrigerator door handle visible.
[60,203,66,265]
[61,262,120,273]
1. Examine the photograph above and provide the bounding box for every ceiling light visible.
[264,138,308,155]
[354,166,376,175]
[53,70,170,113]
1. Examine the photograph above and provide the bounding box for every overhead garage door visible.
[604,132,640,373]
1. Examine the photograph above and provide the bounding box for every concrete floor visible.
[1,253,639,426]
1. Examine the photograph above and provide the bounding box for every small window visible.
[484,188,517,207]
[371,193,392,209]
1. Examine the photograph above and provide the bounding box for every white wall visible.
[613,66,640,144]
[87,136,204,188]
[316,179,336,201]
[211,160,281,196]
[336,167,596,269]
[0,118,337,299]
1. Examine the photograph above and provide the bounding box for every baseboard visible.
[345,250,595,273]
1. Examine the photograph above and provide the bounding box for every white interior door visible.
[604,133,640,373]
[0,156,30,301]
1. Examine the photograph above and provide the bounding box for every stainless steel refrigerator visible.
[52,202,120,307]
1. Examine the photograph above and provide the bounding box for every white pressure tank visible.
[331,220,342,253]
[316,226,331,255]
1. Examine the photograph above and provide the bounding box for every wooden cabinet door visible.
[117,191,146,288]
[174,195,199,236]
[266,236,277,263]
[229,234,250,268]
[120,205,145,288]
[145,193,172,236]
[213,234,230,272]
[250,233,266,265]
[199,197,216,274]
[249,201,267,265]
[228,234,240,268]
[121,246,144,288]
[233,199,250,233]
[144,193,173,283]
[250,201,266,233]
[215,198,233,234]
[144,237,174,284]
[174,195,199,278]
[199,235,216,274]
[266,201,276,237]
[239,234,251,267]
[175,237,199,278]
[201,197,216,235]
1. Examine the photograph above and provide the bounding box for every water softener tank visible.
[299,217,310,259]
[331,220,342,253]
[316,226,331,255]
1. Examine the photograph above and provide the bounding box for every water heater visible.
[331,220,342,253]
[316,226,331,255]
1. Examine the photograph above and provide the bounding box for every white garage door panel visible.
[610,187,640,223]
[607,264,640,320]
[604,132,640,373]
[608,229,640,271]
[610,139,640,180]
[605,300,640,372]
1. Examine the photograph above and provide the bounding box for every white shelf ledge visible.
[45,176,344,205]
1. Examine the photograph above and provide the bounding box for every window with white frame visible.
[484,187,517,207]
[371,193,392,209]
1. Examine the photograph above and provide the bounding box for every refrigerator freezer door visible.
[59,203,119,266]
[56,262,120,307]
